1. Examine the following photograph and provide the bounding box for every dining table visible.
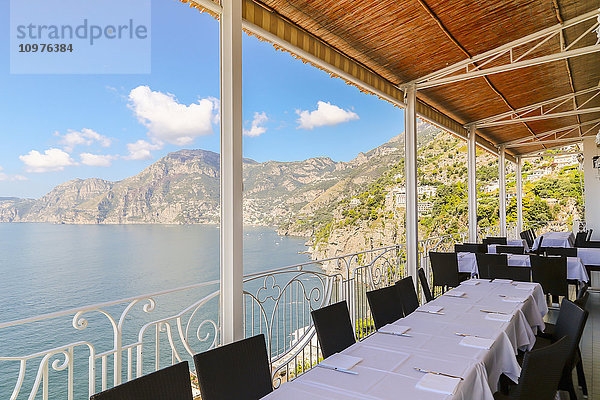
[532,231,575,250]
[457,252,589,283]
[262,280,547,400]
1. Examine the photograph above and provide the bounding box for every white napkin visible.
[492,278,513,284]
[461,280,480,286]
[415,373,461,395]
[459,336,494,349]
[379,324,410,335]
[501,295,528,303]
[319,353,362,370]
[485,313,512,322]
[445,290,466,297]
[419,305,444,313]
[514,283,536,290]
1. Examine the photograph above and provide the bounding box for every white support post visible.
[467,127,478,242]
[516,156,524,234]
[498,145,507,236]
[220,0,244,345]
[404,85,419,286]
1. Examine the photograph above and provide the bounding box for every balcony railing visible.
[0,220,577,399]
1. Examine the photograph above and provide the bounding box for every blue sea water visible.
[0,223,312,399]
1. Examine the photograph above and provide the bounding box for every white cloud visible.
[128,85,218,145]
[123,140,163,160]
[55,128,112,152]
[80,153,117,167]
[296,101,359,130]
[0,166,26,181]
[19,148,76,173]
[244,112,268,137]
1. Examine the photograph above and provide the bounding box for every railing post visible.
[404,84,419,287]
[467,126,478,242]
[220,0,244,344]
[498,145,507,236]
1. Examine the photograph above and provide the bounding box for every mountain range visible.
[0,122,442,226]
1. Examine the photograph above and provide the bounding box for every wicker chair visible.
[483,237,507,245]
[366,285,404,329]
[395,276,420,315]
[311,301,356,358]
[418,268,433,303]
[90,361,193,400]
[193,334,272,400]
[494,337,570,400]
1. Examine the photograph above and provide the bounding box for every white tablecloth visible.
[532,232,575,250]
[488,239,529,253]
[458,252,589,282]
[576,247,600,266]
[263,282,547,400]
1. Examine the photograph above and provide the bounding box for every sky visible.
[0,0,405,198]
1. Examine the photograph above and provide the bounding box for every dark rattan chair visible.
[494,336,570,400]
[455,243,488,253]
[530,255,568,299]
[396,276,420,315]
[543,247,577,257]
[527,299,589,400]
[540,290,590,397]
[586,228,593,241]
[90,361,193,400]
[495,245,525,255]
[520,230,534,249]
[193,334,272,400]
[429,252,465,292]
[483,237,507,245]
[574,232,587,247]
[475,253,508,280]
[366,285,404,329]
[311,301,356,358]
[418,268,433,303]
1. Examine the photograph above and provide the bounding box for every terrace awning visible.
[184,0,600,158]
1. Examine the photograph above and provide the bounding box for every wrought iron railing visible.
[0,221,576,398]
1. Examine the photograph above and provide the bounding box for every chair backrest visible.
[574,291,589,310]
[530,255,568,297]
[520,230,534,248]
[311,301,356,358]
[534,236,544,255]
[512,336,570,400]
[575,232,587,247]
[506,266,532,282]
[552,299,589,372]
[543,247,577,257]
[429,252,460,288]
[418,268,433,303]
[475,253,508,280]
[576,283,589,301]
[495,245,525,255]
[90,362,193,400]
[366,285,404,330]
[193,335,272,400]
[455,243,488,253]
[483,236,507,245]
[587,229,593,241]
[396,276,420,315]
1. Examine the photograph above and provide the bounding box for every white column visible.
[516,156,523,233]
[498,145,507,236]
[467,126,477,242]
[404,85,419,285]
[220,0,244,345]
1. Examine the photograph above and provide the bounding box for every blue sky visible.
[0,0,404,198]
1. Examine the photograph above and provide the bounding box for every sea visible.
[0,223,314,399]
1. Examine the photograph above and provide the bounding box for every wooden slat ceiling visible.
[245,0,600,157]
